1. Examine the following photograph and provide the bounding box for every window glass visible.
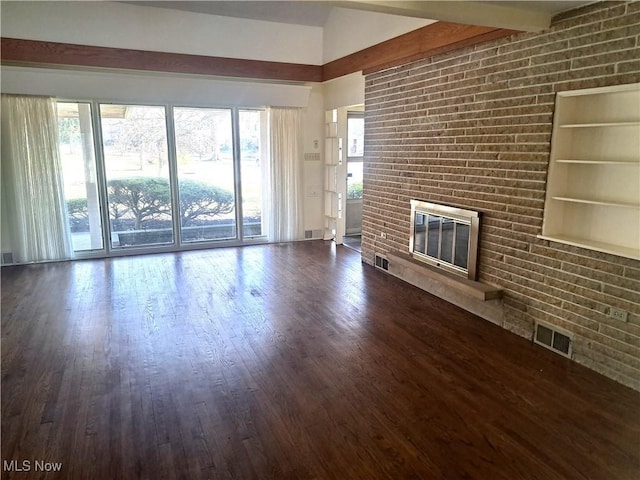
[347,116,364,157]
[239,110,266,238]
[347,162,363,200]
[174,107,236,242]
[57,102,104,252]
[101,104,173,248]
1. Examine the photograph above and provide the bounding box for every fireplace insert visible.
[409,200,481,281]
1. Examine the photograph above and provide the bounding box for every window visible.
[57,102,104,253]
[347,115,364,158]
[346,113,364,200]
[174,107,236,242]
[56,100,268,257]
[239,109,267,238]
[101,104,174,248]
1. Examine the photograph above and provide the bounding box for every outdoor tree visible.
[174,109,221,162]
[66,198,88,231]
[179,179,234,226]
[102,177,234,230]
[107,177,172,229]
[57,117,80,154]
[103,106,168,173]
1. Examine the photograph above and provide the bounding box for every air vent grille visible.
[304,230,323,240]
[534,322,572,358]
[374,254,389,271]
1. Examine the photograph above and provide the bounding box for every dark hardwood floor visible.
[1,241,639,479]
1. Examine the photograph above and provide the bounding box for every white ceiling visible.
[123,1,596,30]
[124,1,333,26]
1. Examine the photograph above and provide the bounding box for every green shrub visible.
[66,198,88,219]
[179,179,234,226]
[347,182,363,200]
[105,177,235,229]
[108,177,172,229]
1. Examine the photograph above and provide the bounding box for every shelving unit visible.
[323,109,342,241]
[540,83,640,260]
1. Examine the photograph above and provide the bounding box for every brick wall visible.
[362,1,640,389]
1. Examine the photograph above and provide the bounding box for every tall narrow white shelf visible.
[540,83,640,260]
[323,110,342,241]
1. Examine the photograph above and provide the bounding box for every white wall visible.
[1,66,312,108]
[1,1,324,65]
[323,7,434,63]
[323,73,366,111]
[302,84,326,235]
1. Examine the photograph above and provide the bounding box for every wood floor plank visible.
[2,241,639,479]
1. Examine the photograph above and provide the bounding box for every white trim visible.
[1,66,312,108]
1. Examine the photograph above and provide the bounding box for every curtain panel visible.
[1,94,73,263]
[266,108,303,242]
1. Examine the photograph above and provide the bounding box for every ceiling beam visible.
[322,22,516,81]
[0,38,323,83]
[330,1,552,32]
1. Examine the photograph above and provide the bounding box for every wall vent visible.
[534,322,573,358]
[2,252,14,265]
[374,254,389,271]
[304,230,323,240]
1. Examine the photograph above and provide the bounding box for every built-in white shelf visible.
[538,235,640,261]
[323,109,341,241]
[540,82,640,260]
[555,159,639,165]
[560,121,640,128]
[551,196,640,209]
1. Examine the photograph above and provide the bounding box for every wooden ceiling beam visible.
[323,22,517,81]
[1,20,519,84]
[0,38,324,83]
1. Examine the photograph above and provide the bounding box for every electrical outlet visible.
[609,307,628,322]
[380,232,387,239]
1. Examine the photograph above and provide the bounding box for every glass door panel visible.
[173,107,236,242]
[57,102,104,253]
[346,112,364,239]
[347,115,364,158]
[346,161,363,200]
[100,104,173,248]
[239,110,266,239]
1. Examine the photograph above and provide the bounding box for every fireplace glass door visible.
[410,200,480,280]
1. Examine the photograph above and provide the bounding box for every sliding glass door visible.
[100,104,174,249]
[57,101,267,256]
[57,102,104,253]
[239,109,267,239]
[173,107,236,242]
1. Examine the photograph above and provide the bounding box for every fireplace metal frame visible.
[409,200,481,281]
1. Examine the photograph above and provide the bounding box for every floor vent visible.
[2,252,14,265]
[534,322,573,358]
[375,254,389,271]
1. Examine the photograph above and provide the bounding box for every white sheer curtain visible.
[1,94,73,263]
[265,108,303,242]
